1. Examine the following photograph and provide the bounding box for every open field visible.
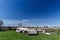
[0,30,60,40]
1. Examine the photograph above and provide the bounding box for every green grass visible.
[0,31,60,40]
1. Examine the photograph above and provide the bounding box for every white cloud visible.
[2,19,29,26]
[3,20,21,26]
[22,19,29,21]
[2,18,60,26]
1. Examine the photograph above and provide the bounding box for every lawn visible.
[0,30,60,40]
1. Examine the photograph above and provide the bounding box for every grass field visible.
[0,30,60,40]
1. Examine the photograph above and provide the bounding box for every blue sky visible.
[0,0,60,26]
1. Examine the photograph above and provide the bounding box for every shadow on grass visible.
[28,34,38,36]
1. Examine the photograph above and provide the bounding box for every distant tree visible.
[44,26,48,28]
[54,26,57,28]
[18,23,22,27]
[0,20,3,26]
